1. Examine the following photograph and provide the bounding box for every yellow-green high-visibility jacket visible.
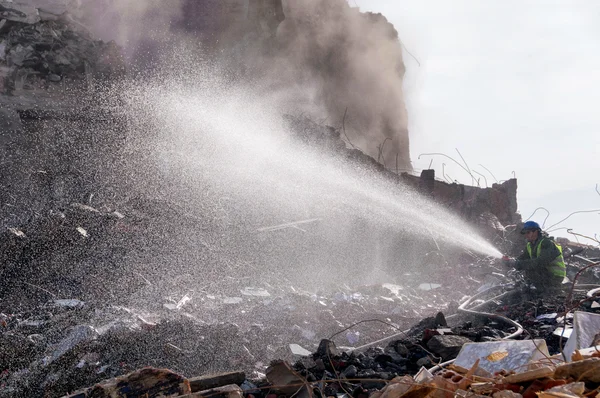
[521,237,566,278]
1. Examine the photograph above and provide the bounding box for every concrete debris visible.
[52,299,85,309]
[0,197,598,397]
[192,384,244,398]
[0,283,599,397]
[453,340,550,374]
[64,367,191,397]
[0,1,41,24]
[265,361,305,396]
[289,344,312,357]
[1,3,600,398]
[0,7,124,94]
[189,371,246,393]
[427,335,473,361]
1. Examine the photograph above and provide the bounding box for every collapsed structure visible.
[1,1,600,398]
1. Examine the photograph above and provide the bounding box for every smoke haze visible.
[77,0,410,168]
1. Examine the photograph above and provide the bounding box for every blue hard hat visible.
[521,221,541,234]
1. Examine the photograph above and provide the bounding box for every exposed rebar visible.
[546,209,600,231]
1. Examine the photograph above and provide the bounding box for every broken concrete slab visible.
[289,343,312,357]
[538,382,585,398]
[190,384,244,398]
[189,371,246,393]
[453,340,550,374]
[45,324,97,366]
[0,1,40,24]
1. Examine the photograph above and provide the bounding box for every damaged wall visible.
[403,170,521,242]
[284,115,521,246]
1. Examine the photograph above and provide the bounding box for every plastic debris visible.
[553,327,573,339]
[563,311,600,361]
[346,330,360,344]
[535,313,557,320]
[289,344,312,356]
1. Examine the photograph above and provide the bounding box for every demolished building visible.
[1,1,600,398]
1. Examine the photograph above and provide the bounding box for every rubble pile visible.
[3,276,600,397]
[0,275,487,395]
[1,196,599,397]
[0,0,124,94]
[42,326,600,398]
[1,3,599,398]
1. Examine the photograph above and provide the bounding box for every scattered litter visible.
[241,287,271,297]
[414,366,433,382]
[553,327,573,339]
[53,299,85,308]
[563,311,600,361]
[8,227,26,238]
[346,330,360,344]
[163,295,192,311]
[289,344,312,356]
[19,319,45,328]
[418,283,442,291]
[536,313,557,320]
[223,297,243,304]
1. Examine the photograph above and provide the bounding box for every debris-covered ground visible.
[1,208,599,397]
[3,285,599,397]
[2,2,600,398]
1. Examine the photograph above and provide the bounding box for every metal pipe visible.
[587,287,600,298]
[573,255,597,264]
[350,286,516,353]
[458,286,524,340]
[428,285,523,374]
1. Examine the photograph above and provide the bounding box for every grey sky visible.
[354,0,600,242]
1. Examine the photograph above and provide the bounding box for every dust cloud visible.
[267,0,410,170]
[78,0,410,169]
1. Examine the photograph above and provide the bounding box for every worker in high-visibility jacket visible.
[504,220,566,295]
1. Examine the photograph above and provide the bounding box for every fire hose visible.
[350,251,600,374]
[351,281,600,374]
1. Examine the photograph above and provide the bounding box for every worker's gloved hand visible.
[502,255,516,267]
